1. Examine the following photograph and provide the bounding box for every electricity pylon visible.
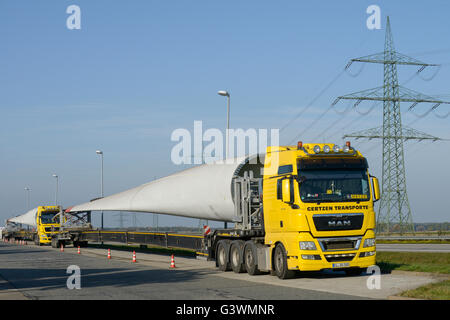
[332,16,450,233]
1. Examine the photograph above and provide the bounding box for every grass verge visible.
[376,251,450,299]
[376,251,450,274]
[398,280,450,300]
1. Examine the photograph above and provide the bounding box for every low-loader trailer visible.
[64,142,380,279]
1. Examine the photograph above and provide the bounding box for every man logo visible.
[328,219,351,227]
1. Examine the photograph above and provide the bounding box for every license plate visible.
[332,263,350,268]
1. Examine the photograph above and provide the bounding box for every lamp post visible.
[217,90,230,159]
[96,150,104,230]
[24,187,31,210]
[24,187,31,230]
[52,174,58,205]
[218,90,230,229]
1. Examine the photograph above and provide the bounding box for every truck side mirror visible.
[371,176,380,202]
[282,178,293,204]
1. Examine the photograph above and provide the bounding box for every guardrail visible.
[79,230,204,251]
[377,235,450,241]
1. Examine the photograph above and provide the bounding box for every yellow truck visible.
[33,206,62,245]
[4,206,62,245]
[210,141,380,278]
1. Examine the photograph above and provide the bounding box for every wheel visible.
[273,243,295,279]
[216,240,231,271]
[230,241,245,273]
[244,241,260,275]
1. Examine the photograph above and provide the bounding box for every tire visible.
[230,241,245,273]
[244,241,260,275]
[34,235,40,246]
[273,243,295,279]
[216,240,231,272]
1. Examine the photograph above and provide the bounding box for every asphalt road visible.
[0,241,443,300]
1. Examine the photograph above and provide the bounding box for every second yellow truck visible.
[4,206,62,246]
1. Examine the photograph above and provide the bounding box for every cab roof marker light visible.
[323,145,330,153]
[313,145,321,154]
[343,144,350,153]
[332,145,340,153]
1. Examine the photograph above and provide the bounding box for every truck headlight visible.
[300,241,317,250]
[363,238,376,248]
[359,251,375,258]
[302,255,321,260]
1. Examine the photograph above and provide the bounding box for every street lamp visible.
[24,187,31,210]
[96,150,104,230]
[52,174,58,205]
[218,90,230,229]
[217,90,230,159]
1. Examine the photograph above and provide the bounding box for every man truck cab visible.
[34,206,62,246]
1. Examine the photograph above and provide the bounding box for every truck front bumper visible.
[39,235,52,244]
[288,231,376,271]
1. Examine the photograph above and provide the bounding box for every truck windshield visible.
[40,212,59,224]
[298,169,370,203]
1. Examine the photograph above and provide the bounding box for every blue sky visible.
[1,0,449,227]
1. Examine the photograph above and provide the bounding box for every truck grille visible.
[44,227,59,232]
[318,237,362,252]
[313,213,364,231]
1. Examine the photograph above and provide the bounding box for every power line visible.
[281,37,372,142]
[280,68,345,134]
[433,108,450,119]
[296,65,416,145]
[288,105,334,144]
[310,101,354,142]
[417,64,442,81]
